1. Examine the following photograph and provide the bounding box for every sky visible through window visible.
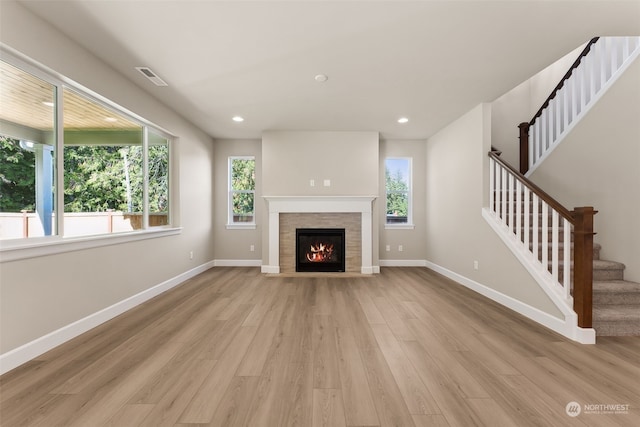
[386,158,409,184]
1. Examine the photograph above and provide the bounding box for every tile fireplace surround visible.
[262,196,377,274]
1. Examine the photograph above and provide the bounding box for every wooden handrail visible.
[529,37,599,125]
[489,151,575,222]
[488,151,596,328]
[519,37,600,174]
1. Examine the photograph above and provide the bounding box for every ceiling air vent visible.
[135,67,168,87]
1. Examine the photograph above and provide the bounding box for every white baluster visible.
[563,81,570,130]
[501,167,507,226]
[523,186,530,251]
[532,194,539,262]
[552,210,559,281]
[489,157,495,214]
[542,202,549,271]
[541,110,548,152]
[528,132,534,171]
[600,38,608,87]
[516,180,522,242]
[534,120,541,164]
[611,38,620,74]
[545,99,556,144]
[563,217,571,298]
[555,93,562,139]
[508,174,515,233]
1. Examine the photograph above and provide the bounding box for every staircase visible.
[485,36,640,342]
[591,244,640,336]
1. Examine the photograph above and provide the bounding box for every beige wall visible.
[212,139,262,261]
[426,104,562,317]
[379,139,427,261]
[0,2,215,353]
[261,131,380,266]
[492,43,585,166]
[529,57,640,282]
[261,131,379,196]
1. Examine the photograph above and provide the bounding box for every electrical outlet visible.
[190,251,194,260]
[310,179,315,187]
[473,260,479,270]
[323,179,331,187]
[398,245,403,252]
[386,245,390,252]
[250,245,255,252]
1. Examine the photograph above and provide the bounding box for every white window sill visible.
[0,227,182,263]
[385,223,415,230]
[226,223,257,230]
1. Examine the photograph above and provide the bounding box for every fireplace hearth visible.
[296,228,346,272]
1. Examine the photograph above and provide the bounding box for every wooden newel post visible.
[518,122,530,174]
[572,206,596,328]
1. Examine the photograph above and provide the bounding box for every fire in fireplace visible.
[296,228,346,272]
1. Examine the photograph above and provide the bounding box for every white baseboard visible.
[213,259,262,267]
[0,260,216,375]
[424,260,595,344]
[380,259,427,267]
[261,265,280,274]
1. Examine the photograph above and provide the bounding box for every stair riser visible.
[594,293,640,305]
[594,322,640,336]
[593,269,624,281]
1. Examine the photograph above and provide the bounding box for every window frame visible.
[0,47,179,261]
[226,156,256,230]
[384,157,414,230]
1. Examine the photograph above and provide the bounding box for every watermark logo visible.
[566,401,581,417]
[565,401,630,417]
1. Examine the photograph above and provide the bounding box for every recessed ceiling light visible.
[232,116,244,122]
[42,101,54,107]
[397,117,409,124]
[314,74,328,82]
[104,117,118,122]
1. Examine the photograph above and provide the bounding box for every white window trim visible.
[0,47,178,252]
[226,156,256,229]
[385,157,414,229]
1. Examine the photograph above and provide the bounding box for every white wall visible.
[426,104,562,317]
[379,139,427,262]
[0,2,215,356]
[213,139,262,262]
[492,43,585,166]
[529,57,640,282]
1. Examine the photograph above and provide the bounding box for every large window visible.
[228,156,255,227]
[385,157,412,226]
[0,56,172,242]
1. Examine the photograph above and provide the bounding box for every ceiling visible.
[15,0,640,140]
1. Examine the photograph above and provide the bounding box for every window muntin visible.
[0,60,57,239]
[0,56,173,241]
[228,157,255,225]
[385,157,412,225]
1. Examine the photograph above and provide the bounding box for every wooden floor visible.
[1,267,639,427]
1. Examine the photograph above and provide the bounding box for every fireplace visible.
[296,228,345,272]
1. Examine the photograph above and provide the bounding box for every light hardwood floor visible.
[1,267,639,426]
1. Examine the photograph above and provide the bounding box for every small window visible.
[228,156,255,227]
[385,157,412,226]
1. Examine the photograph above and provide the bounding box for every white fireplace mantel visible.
[262,196,377,274]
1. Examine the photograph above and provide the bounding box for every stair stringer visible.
[482,208,596,344]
